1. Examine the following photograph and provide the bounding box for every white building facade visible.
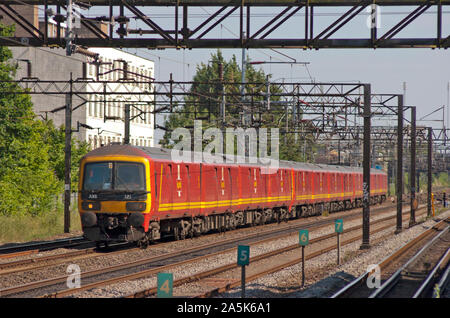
[85,48,155,149]
[5,5,156,149]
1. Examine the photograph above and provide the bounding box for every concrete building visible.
[3,5,156,149]
[84,47,155,148]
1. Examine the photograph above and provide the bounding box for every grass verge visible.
[0,209,82,244]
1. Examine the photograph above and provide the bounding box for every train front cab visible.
[78,155,152,243]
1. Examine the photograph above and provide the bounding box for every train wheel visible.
[227,214,237,230]
[173,225,185,240]
[173,226,179,240]
[137,239,149,249]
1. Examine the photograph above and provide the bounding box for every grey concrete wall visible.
[9,46,88,141]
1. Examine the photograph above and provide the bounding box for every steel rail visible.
[127,220,398,297]
[0,203,403,297]
[0,202,394,275]
[0,248,96,272]
[192,210,437,298]
[45,207,403,297]
[0,242,132,274]
[0,236,87,258]
[126,208,427,298]
[434,260,450,298]
[331,217,450,298]
[369,221,449,298]
[413,248,450,298]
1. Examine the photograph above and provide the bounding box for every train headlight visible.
[82,201,101,211]
[126,202,146,211]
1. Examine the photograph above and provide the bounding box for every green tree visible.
[160,50,314,162]
[0,23,89,216]
[40,120,90,190]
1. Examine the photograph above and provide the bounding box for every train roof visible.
[83,144,386,174]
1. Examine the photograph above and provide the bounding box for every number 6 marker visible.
[299,229,309,246]
[298,229,309,287]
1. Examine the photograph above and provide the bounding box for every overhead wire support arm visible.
[0,1,448,49]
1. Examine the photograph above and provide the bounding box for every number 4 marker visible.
[157,273,173,298]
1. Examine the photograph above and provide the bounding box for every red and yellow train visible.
[78,144,387,247]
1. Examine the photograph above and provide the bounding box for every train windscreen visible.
[83,162,146,191]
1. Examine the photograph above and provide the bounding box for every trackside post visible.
[299,229,309,287]
[335,219,343,265]
[237,245,250,298]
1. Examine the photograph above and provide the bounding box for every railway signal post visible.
[299,229,309,287]
[237,245,250,298]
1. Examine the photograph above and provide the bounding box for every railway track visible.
[331,216,450,298]
[179,209,436,298]
[2,193,441,275]
[0,237,88,260]
[2,200,442,298]
[433,259,450,298]
[1,203,411,298]
[0,202,395,274]
[67,211,418,298]
[59,208,433,297]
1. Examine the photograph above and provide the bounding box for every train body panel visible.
[78,144,388,244]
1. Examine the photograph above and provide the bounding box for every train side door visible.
[217,166,232,212]
[240,167,252,210]
[155,163,174,218]
[186,163,201,216]
[201,164,218,216]
[171,163,189,217]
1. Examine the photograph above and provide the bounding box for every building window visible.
[98,97,103,118]
[118,101,123,119]
[108,98,112,118]
[88,96,93,117]
[113,61,117,81]
[99,95,103,118]
[94,96,98,118]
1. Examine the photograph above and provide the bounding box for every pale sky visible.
[42,4,450,142]
[116,5,450,140]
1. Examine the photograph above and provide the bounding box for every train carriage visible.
[78,144,387,246]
